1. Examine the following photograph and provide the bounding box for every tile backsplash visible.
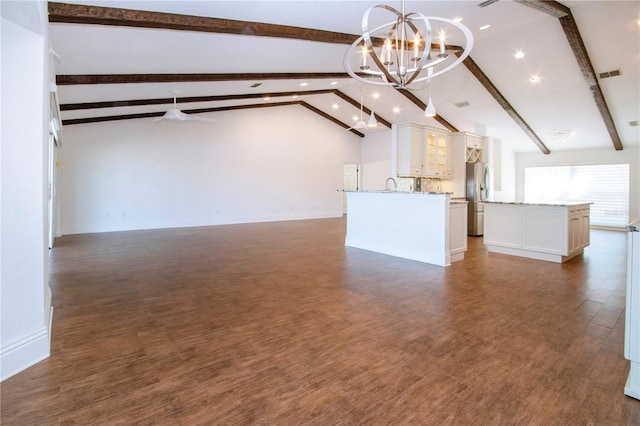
[397,177,442,192]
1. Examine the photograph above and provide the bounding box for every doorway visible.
[48,134,57,249]
[343,163,359,214]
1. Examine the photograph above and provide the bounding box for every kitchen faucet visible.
[385,177,398,191]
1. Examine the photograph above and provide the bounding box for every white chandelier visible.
[343,1,474,114]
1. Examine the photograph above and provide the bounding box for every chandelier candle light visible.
[344,0,474,115]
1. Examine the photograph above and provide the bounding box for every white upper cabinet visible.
[396,124,425,177]
[424,129,452,178]
[397,124,451,178]
[464,134,485,163]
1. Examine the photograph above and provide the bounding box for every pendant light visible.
[424,68,436,117]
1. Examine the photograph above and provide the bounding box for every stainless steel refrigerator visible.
[466,162,488,236]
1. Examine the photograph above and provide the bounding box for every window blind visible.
[524,164,630,228]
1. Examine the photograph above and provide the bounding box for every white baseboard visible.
[1,327,50,382]
[62,211,344,235]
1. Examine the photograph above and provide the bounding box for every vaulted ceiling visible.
[49,1,639,153]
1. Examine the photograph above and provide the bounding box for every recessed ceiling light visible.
[300,82,308,87]
[263,96,271,101]
[453,17,463,23]
[332,103,339,109]
[392,106,400,113]
[530,74,541,83]
[352,115,359,121]
[330,81,338,86]
[373,92,380,99]
[292,95,298,99]
[514,50,525,59]
[480,24,491,30]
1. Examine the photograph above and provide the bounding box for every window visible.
[524,164,630,228]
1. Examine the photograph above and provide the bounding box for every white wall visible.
[1,1,52,381]
[58,106,362,234]
[490,138,517,202]
[360,130,392,190]
[516,146,640,222]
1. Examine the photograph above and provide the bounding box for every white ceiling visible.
[50,0,640,153]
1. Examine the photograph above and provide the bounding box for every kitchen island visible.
[345,191,467,266]
[484,201,591,263]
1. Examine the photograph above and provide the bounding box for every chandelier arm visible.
[362,5,402,86]
[398,12,433,87]
[412,17,474,81]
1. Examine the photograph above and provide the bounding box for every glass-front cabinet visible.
[424,129,452,178]
[396,123,452,179]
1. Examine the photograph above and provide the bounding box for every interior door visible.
[343,163,359,214]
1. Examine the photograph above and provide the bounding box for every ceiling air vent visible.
[454,101,470,108]
[552,130,574,142]
[629,121,639,127]
[250,83,262,88]
[478,0,500,7]
[599,69,622,79]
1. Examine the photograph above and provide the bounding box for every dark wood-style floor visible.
[2,217,639,424]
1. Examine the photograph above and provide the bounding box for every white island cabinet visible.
[345,192,467,266]
[484,202,591,263]
[625,220,640,400]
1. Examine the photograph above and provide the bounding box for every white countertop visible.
[484,201,592,207]
[347,191,467,203]
[349,190,452,195]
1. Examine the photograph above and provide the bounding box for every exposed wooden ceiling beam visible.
[61,100,365,137]
[298,103,364,136]
[48,2,357,44]
[515,0,623,150]
[396,89,459,133]
[60,89,391,128]
[59,88,392,129]
[560,12,622,150]
[460,55,550,154]
[59,89,336,110]
[56,73,353,85]
[333,91,392,129]
[514,0,569,18]
[62,111,161,125]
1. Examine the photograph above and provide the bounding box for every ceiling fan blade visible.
[182,113,215,123]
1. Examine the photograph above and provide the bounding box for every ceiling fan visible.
[346,91,377,131]
[154,90,215,123]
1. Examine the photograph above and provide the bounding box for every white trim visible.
[1,328,50,381]
[487,245,583,264]
[62,211,344,235]
[625,362,640,400]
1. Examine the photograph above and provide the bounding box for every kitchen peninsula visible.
[345,191,467,266]
[484,201,591,263]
